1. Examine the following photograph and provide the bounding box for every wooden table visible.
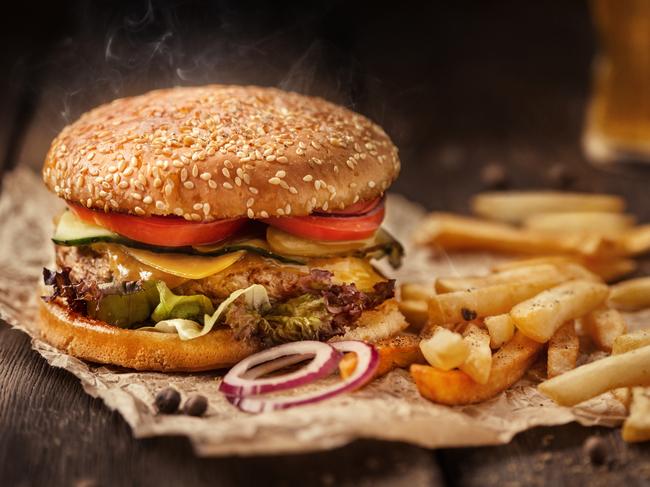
[1,2,649,485]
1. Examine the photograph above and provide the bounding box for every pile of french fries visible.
[414,191,650,282]
[393,191,650,443]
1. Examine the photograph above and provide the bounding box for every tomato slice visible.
[69,204,247,247]
[323,197,381,216]
[263,200,385,241]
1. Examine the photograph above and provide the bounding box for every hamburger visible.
[40,85,406,372]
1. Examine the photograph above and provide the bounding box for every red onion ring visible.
[225,340,379,414]
[219,341,341,397]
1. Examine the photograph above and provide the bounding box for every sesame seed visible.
[289,186,298,194]
[143,196,153,204]
[277,208,285,216]
[269,177,282,185]
[285,204,291,214]
[180,168,188,182]
[156,201,166,210]
[164,183,173,196]
[277,156,288,163]
[314,180,322,190]
[222,168,231,178]
[193,203,203,211]
[224,159,233,169]
[247,208,254,218]
[173,207,184,216]
[275,170,286,178]
[192,164,199,177]
[368,181,376,188]
[208,180,218,189]
[203,203,210,215]
[249,186,259,194]
[123,167,134,176]
[246,198,254,207]
[303,175,313,182]
[266,155,276,161]
[260,210,269,218]
[235,177,242,186]
[184,181,195,189]
[223,182,233,189]
[118,181,129,189]
[191,213,201,221]
[134,206,145,215]
[132,192,142,200]
[322,202,329,211]
[200,172,212,180]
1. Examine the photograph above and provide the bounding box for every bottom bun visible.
[38,298,262,372]
[38,297,407,372]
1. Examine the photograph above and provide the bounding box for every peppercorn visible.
[183,394,208,417]
[155,387,181,414]
[583,435,608,466]
[461,308,477,321]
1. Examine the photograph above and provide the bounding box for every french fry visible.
[493,255,636,282]
[419,328,469,370]
[622,224,650,256]
[547,321,579,378]
[411,332,542,405]
[583,258,637,282]
[609,277,650,311]
[415,213,623,259]
[612,387,632,409]
[622,387,650,443]
[523,211,635,237]
[537,345,650,406]
[398,300,428,329]
[492,255,579,272]
[471,191,625,224]
[339,334,425,379]
[459,324,492,384]
[613,328,650,355]
[583,306,627,352]
[400,283,436,301]
[435,264,572,293]
[416,213,571,255]
[427,276,566,328]
[510,280,609,343]
[484,314,515,349]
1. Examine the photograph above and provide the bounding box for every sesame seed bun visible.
[39,295,406,372]
[43,85,400,221]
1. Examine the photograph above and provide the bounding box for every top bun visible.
[43,85,400,220]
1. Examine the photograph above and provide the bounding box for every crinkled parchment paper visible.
[0,168,642,456]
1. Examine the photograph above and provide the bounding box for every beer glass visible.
[584,0,650,164]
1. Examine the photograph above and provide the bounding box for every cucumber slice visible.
[52,210,121,245]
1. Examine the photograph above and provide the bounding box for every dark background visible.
[1,1,650,486]
[2,0,626,208]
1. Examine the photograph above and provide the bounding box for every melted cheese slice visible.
[123,248,246,280]
[310,257,385,292]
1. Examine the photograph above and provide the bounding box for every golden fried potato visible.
[410,332,542,405]
[547,321,579,378]
[583,306,627,352]
[339,334,425,379]
[510,280,609,343]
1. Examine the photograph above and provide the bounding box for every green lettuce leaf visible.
[143,284,270,340]
[150,281,215,323]
[258,294,335,345]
